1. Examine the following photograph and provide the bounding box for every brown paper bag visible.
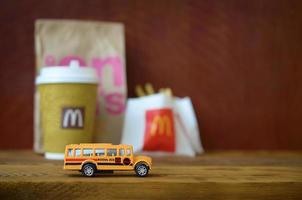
[34,19,127,153]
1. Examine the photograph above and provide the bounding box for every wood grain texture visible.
[0,151,302,199]
[0,0,302,149]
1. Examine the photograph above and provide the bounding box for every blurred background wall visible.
[0,0,301,150]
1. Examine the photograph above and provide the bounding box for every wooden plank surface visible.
[0,151,301,199]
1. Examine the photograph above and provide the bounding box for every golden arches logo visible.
[150,115,172,137]
[143,108,175,152]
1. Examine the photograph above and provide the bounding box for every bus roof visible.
[65,143,132,148]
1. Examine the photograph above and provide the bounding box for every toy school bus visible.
[64,143,152,177]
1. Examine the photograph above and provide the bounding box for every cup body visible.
[39,83,97,157]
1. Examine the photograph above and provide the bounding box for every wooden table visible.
[0,151,301,199]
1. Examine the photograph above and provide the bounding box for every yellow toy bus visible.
[63,143,152,177]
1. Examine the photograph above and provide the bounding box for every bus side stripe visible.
[65,162,82,165]
[97,163,124,166]
[66,158,98,162]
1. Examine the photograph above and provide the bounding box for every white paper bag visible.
[121,94,203,156]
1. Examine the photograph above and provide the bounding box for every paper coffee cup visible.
[36,60,98,160]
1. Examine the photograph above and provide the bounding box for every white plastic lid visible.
[45,152,65,160]
[36,60,98,85]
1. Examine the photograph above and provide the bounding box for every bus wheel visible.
[135,163,149,177]
[82,164,96,177]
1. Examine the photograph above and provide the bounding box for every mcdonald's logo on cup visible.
[143,108,175,152]
[61,107,85,129]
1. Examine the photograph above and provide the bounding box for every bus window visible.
[126,148,131,156]
[67,148,73,157]
[119,148,125,156]
[75,148,81,157]
[83,148,93,157]
[95,148,105,156]
[107,149,117,156]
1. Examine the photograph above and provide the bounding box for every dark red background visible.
[1,0,302,150]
